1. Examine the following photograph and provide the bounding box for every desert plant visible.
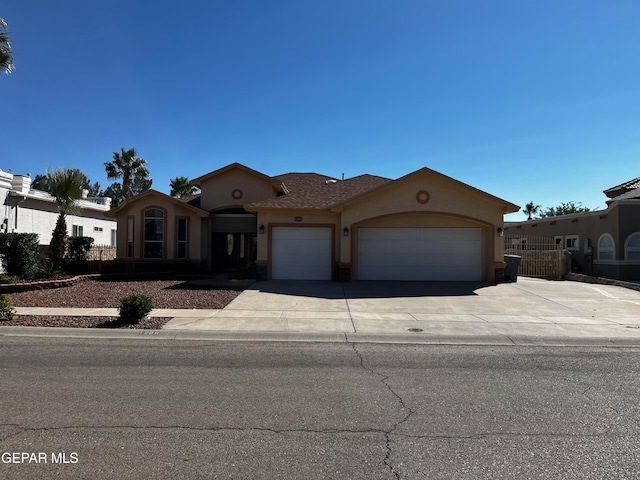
[0,294,15,320]
[118,294,153,324]
[39,258,66,279]
[0,274,18,284]
[0,233,40,279]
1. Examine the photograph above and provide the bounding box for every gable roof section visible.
[332,167,520,213]
[246,173,392,210]
[603,177,640,199]
[190,162,285,191]
[105,189,209,217]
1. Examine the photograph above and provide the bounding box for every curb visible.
[2,325,640,347]
[566,273,640,292]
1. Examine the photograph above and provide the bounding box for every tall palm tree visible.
[47,168,85,265]
[169,176,198,198]
[524,201,541,220]
[0,18,14,75]
[105,147,150,200]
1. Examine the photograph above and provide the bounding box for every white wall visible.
[1,171,117,246]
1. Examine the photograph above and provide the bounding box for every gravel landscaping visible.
[3,276,246,329]
[1,315,172,329]
[8,276,244,309]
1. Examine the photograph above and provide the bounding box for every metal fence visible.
[87,245,117,261]
[504,234,568,279]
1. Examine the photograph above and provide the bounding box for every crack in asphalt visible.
[350,342,414,480]
[1,423,624,441]
[582,383,621,416]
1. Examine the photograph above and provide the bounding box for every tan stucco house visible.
[505,176,640,281]
[107,163,519,281]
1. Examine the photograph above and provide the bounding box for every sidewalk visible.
[5,277,640,346]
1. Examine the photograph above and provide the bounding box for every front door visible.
[213,232,256,272]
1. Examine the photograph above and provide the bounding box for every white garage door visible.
[272,227,332,280]
[358,228,482,281]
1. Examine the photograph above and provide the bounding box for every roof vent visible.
[325,179,337,185]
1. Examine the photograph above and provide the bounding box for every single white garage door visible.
[272,227,332,280]
[358,228,482,281]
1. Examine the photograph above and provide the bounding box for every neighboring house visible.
[1,170,117,246]
[107,162,519,281]
[505,177,640,281]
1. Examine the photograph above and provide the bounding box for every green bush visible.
[66,236,94,274]
[67,236,94,262]
[0,274,18,284]
[39,259,66,279]
[0,294,15,321]
[0,233,41,280]
[118,294,153,324]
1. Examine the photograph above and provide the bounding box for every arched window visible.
[144,208,164,258]
[597,234,614,260]
[624,232,640,260]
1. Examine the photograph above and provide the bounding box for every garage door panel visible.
[272,227,332,280]
[358,228,482,281]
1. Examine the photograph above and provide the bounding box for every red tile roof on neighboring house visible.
[247,172,392,209]
[603,177,640,198]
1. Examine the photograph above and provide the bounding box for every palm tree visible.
[524,201,541,220]
[105,147,150,200]
[0,18,14,75]
[169,176,198,198]
[47,168,85,265]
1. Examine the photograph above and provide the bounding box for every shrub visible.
[0,294,15,321]
[0,274,18,284]
[66,236,94,273]
[0,233,41,280]
[67,236,94,262]
[118,294,153,324]
[39,258,66,279]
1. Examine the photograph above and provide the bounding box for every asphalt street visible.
[1,338,639,479]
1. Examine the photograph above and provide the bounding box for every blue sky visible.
[2,0,639,220]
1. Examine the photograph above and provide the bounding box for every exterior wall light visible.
[497,227,504,237]
[343,227,349,237]
[259,225,265,234]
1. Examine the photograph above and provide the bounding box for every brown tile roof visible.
[604,177,640,198]
[606,187,640,204]
[247,172,392,209]
[176,194,202,208]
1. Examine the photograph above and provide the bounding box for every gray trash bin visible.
[504,254,522,282]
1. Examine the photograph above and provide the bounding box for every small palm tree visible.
[0,18,14,75]
[169,176,198,198]
[105,148,150,200]
[47,168,85,265]
[524,201,541,220]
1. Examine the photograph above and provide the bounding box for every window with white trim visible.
[144,209,164,258]
[72,225,83,237]
[597,234,614,260]
[625,232,640,260]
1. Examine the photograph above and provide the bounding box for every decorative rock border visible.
[0,274,99,293]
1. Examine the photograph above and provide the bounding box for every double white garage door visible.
[358,228,482,281]
[271,227,482,281]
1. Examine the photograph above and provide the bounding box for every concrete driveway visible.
[164,278,640,344]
